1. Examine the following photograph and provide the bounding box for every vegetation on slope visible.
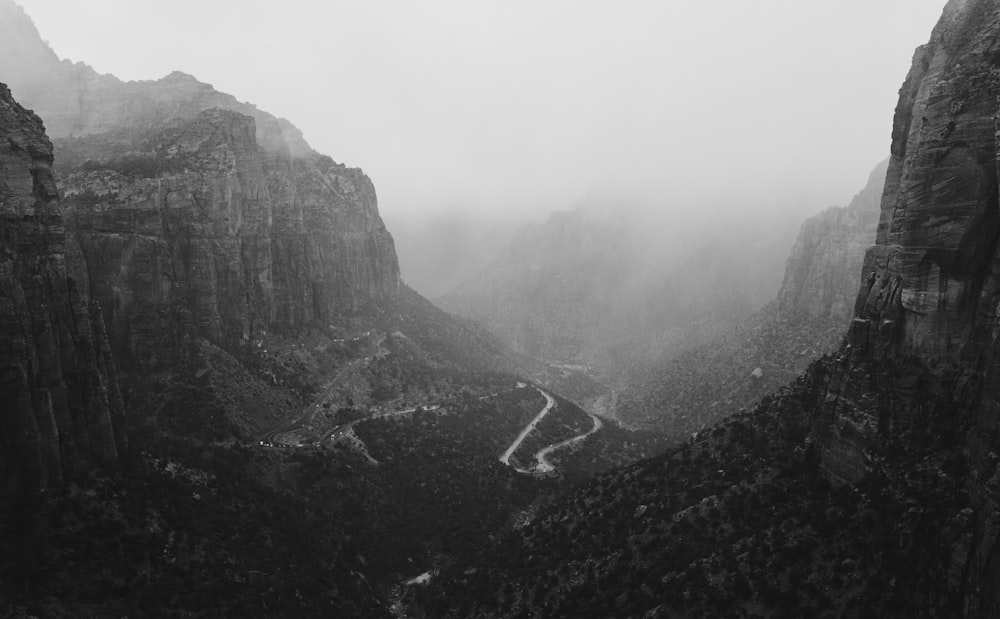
[420,356,969,618]
[617,304,847,441]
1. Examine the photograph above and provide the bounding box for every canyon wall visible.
[0,1,400,373]
[0,84,125,495]
[814,1,1000,612]
[57,105,399,366]
[616,161,886,435]
[777,159,887,321]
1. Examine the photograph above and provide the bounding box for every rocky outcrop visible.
[852,0,1000,363]
[777,159,887,321]
[833,0,1000,477]
[0,84,125,495]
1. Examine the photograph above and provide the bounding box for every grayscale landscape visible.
[2,1,998,617]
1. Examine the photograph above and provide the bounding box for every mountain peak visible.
[162,69,199,82]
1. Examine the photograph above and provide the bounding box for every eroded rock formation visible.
[0,1,400,404]
[57,106,399,367]
[813,1,1000,611]
[0,84,125,495]
[777,159,888,321]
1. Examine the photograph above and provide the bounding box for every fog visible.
[15,0,946,296]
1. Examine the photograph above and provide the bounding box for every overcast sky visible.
[17,0,946,224]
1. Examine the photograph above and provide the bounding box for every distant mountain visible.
[387,209,522,299]
[776,160,886,320]
[438,196,801,375]
[617,160,887,439]
[436,157,883,433]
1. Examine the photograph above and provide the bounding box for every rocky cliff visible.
[777,159,888,320]
[824,0,1000,611]
[0,2,399,355]
[0,84,125,495]
[56,105,398,362]
[0,2,406,438]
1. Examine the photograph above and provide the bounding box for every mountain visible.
[436,129,885,438]
[616,160,888,439]
[0,3,400,324]
[776,160,887,320]
[386,209,523,299]
[437,195,801,385]
[420,1,1000,615]
[0,0,538,445]
[0,5,658,616]
[0,83,126,496]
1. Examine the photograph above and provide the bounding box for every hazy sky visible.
[17,0,946,223]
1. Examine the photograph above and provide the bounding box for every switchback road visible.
[499,387,557,473]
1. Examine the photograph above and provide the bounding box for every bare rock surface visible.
[0,83,125,495]
[777,159,888,320]
[0,0,400,356]
[823,1,1000,610]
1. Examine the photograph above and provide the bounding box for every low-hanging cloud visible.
[17,0,945,217]
[14,0,947,296]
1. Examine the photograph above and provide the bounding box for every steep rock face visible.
[0,84,124,495]
[777,159,888,321]
[853,0,1000,362]
[0,3,400,380]
[815,1,1000,612]
[839,0,1000,487]
[57,108,398,366]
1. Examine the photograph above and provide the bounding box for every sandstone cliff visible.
[0,2,399,352]
[0,3,407,438]
[0,84,125,495]
[777,159,888,320]
[56,106,398,362]
[808,0,1000,612]
[0,3,539,452]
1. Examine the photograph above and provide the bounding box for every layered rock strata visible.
[57,107,399,366]
[777,159,888,321]
[814,1,1000,612]
[0,2,400,371]
[0,84,125,495]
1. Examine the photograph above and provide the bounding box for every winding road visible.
[499,387,557,470]
[499,386,606,475]
[533,412,603,473]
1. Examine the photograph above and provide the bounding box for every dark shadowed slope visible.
[0,83,126,495]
